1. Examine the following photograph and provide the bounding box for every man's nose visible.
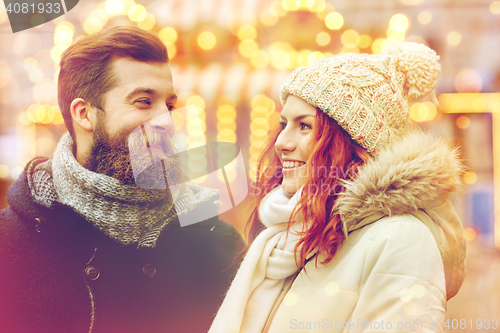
[149,112,175,137]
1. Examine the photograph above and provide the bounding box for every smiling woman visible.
[209,42,467,333]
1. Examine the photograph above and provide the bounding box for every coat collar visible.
[336,129,466,233]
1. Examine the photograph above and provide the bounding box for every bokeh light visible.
[463,171,478,184]
[341,30,359,48]
[159,27,178,43]
[390,14,409,32]
[418,11,432,25]
[251,50,270,68]
[410,102,437,122]
[325,12,344,30]
[456,116,471,129]
[237,25,257,40]
[463,227,477,241]
[197,31,217,50]
[0,60,12,88]
[447,31,462,46]
[490,1,500,14]
[128,4,147,22]
[137,13,155,31]
[260,8,279,26]
[316,32,331,46]
[0,165,10,179]
[239,40,259,58]
[357,35,372,49]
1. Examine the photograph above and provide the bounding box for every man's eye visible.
[136,99,151,106]
[279,122,286,130]
[167,105,176,111]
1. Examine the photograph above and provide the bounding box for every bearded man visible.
[0,26,244,333]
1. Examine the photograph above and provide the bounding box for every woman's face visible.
[275,95,316,195]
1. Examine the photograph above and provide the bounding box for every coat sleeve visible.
[347,216,446,333]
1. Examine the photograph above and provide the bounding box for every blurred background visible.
[1,0,499,330]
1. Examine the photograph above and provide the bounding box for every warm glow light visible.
[316,31,331,46]
[23,58,37,71]
[0,7,7,24]
[307,51,324,65]
[251,50,270,68]
[325,12,344,30]
[341,30,359,48]
[197,31,217,50]
[357,35,372,49]
[308,0,326,12]
[237,25,257,40]
[29,69,44,83]
[159,27,178,43]
[158,42,172,59]
[399,0,424,5]
[282,0,299,11]
[186,95,205,109]
[54,30,73,46]
[410,102,437,122]
[390,14,409,32]
[271,50,291,69]
[490,1,500,14]
[418,11,432,25]
[239,40,259,58]
[371,38,384,54]
[456,116,471,129]
[447,31,462,46]
[463,171,478,185]
[105,0,124,14]
[455,69,482,93]
[0,165,10,179]
[463,227,477,241]
[260,8,279,26]
[298,49,312,66]
[128,4,147,22]
[83,17,104,35]
[137,13,155,30]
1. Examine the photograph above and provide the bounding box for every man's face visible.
[85,58,180,186]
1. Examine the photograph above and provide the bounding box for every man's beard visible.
[85,118,186,189]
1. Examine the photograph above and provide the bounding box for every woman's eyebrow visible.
[280,114,315,122]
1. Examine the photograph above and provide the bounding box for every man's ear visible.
[70,98,96,133]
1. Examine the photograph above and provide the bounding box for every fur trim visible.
[336,130,466,232]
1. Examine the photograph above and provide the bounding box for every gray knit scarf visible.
[27,133,219,248]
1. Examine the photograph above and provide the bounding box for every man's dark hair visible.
[58,26,169,142]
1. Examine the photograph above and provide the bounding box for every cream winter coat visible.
[265,131,466,333]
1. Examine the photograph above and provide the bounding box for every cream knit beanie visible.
[279,42,441,154]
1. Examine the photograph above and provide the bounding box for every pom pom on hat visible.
[382,42,441,101]
[279,42,441,155]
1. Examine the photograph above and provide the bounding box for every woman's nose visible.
[275,128,296,153]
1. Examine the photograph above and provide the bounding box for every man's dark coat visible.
[0,163,244,333]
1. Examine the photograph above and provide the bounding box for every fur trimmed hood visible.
[335,130,467,300]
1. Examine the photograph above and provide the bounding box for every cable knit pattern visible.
[32,132,218,248]
[279,42,441,154]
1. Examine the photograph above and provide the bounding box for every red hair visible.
[246,107,371,268]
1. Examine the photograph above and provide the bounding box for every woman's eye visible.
[279,122,286,130]
[300,123,312,130]
[167,105,175,111]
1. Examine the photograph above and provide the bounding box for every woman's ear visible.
[70,98,96,133]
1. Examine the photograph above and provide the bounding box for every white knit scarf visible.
[29,133,219,248]
[209,186,306,333]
